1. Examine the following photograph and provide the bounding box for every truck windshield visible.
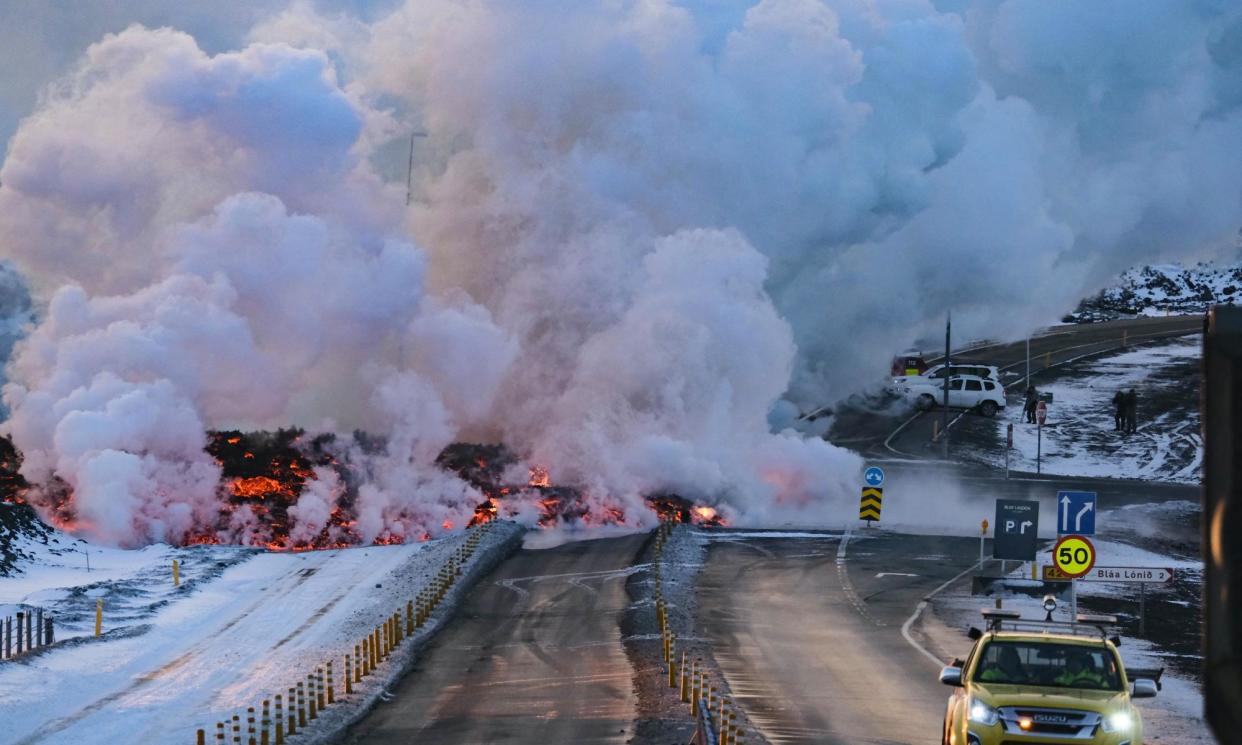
[973,641,1122,691]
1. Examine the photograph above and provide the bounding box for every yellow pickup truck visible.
[938,609,1160,745]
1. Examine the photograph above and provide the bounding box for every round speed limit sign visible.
[1053,534,1096,578]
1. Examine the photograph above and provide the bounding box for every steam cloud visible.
[1,1,1240,545]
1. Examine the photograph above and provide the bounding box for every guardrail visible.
[650,520,749,745]
[192,521,494,744]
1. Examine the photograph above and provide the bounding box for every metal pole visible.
[1071,578,1078,618]
[942,312,951,458]
[405,131,428,206]
[1025,337,1030,388]
[979,532,985,570]
[1037,420,1042,475]
[1139,583,1146,635]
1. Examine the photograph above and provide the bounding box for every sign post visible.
[1036,401,1048,474]
[1005,423,1013,480]
[1053,534,1097,617]
[859,465,885,526]
[979,519,989,570]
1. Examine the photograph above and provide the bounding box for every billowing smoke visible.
[2,1,1241,545]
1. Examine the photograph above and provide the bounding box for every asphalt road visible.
[697,532,978,745]
[340,534,643,744]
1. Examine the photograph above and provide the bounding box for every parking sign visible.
[994,499,1040,561]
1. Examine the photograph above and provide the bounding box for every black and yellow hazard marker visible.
[859,487,883,523]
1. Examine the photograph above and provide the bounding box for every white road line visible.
[900,562,983,667]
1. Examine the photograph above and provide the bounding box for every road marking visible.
[834,529,884,626]
[900,562,983,667]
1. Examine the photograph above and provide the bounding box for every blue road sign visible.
[864,466,885,487]
[1057,491,1097,535]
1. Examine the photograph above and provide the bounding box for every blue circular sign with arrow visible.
[864,466,885,487]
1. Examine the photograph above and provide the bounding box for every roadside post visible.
[979,519,988,570]
[1056,492,1097,618]
[859,466,884,526]
[1035,401,1048,474]
[1005,424,1013,480]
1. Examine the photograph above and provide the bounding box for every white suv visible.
[897,363,1000,384]
[901,374,1006,417]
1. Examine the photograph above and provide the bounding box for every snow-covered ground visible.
[981,338,1201,482]
[0,522,521,744]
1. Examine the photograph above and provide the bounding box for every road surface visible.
[340,535,643,744]
[697,531,976,745]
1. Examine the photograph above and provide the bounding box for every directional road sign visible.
[1081,566,1174,584]
[1053,534,1096,578]
[994,499,1040,561]
[863,466,885,487]
[1057,491,1097,535]
[859,487,883,523]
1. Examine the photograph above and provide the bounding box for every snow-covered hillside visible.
[1070,261,1242,320]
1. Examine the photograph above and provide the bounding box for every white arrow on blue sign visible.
[1057,491,1096,535]
[864,466,885,487]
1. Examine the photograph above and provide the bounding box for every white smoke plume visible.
[2,1,1241,544]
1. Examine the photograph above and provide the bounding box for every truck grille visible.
[997,706,1101,739]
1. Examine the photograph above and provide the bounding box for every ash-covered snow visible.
[0,520,522,745]
[971,337,1201,482]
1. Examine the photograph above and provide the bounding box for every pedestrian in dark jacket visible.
[1112,390,1125,431]
[1124,389,1138,433]
[1024,385,1038,424]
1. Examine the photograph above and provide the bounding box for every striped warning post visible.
[859,487,883,523]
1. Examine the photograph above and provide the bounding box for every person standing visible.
[1124,388,1138,433]
[1024,385,1038,424]
[1112,390,1125,431]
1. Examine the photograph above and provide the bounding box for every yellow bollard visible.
[216,721,225,743]
[95,599,103,637]
[361,638,370,676]
[232,713,241,745]
[261,700,270,745]
[316,666,325,710]
[668,646,677,688]
[198,729,205,745]
[297,681,307,727]
[718,699,728,745]
[308,673,318,720]
[246,705,255,745]
[327,661,335,704]
[691,672,701,715]
[345,654,353,694]
[406,600,414,635]
[275,694,284,745]
[728,712,737,744]
[173,558,180,587]
[680,651,689,702]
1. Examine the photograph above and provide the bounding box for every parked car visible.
[900,374,1006,417]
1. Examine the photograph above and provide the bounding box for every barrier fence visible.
[0,606,54,660]
[650,520,748,745]
[193,521,494,744]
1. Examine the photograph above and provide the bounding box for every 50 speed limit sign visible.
[1053,534,1096,578]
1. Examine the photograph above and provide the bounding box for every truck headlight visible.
[1103,710,1133,732]
[968,697,999,726]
